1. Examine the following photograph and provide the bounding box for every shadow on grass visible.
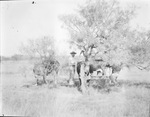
[118,80,150,89]
[22,77,150,96]
[59,79,82,92]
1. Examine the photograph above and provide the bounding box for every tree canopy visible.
[20,36,55,60]
[60,0,150,70]
[129,30,150,70]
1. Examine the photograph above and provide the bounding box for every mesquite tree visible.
[60,0,136,64]
[60,0,139,92]
[21,36,55,60]
[20,36,59,84]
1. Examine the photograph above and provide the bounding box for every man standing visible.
[68,51,77,85]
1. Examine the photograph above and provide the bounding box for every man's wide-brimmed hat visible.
[70,51,77,55]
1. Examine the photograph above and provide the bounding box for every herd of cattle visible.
[33,58,122,87]
[76,61,122,86]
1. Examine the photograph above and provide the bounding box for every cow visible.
[77,60,105,86]
[33,58,60,86]
[108,64,122,84]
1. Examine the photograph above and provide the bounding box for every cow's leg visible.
[115,76,118,84]
[36,79,39,85]
[34,75,41,86]
[35,75,39,86]
[109,76,113,84]
[43,74,47,84]
[114,74,119,85]
[110,73,119,85]
[107,75,115,85]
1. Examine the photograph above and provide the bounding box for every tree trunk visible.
[80,63,87,94]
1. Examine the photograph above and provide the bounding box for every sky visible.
[0,0,150,57]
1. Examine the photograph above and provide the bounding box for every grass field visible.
[1,60,150,117]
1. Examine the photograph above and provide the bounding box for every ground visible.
[1,60,150,117]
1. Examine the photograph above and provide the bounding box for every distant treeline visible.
[0,54,70,62]
[0,54,32,61]
[0,54,83,63]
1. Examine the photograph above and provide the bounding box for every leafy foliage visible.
[60,0,150,71]
[129,31,150,70]
[20,36,55,60]
[60,0,136,65]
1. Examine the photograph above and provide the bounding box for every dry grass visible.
[1,60,150,117]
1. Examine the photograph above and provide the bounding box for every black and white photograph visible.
[0,0,150,116]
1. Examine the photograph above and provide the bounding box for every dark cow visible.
[33,58,60,85]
